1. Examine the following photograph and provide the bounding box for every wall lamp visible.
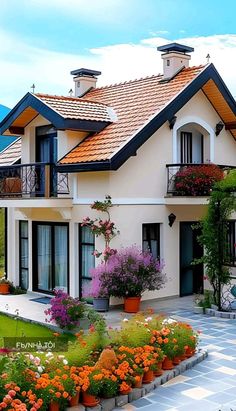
[215,121,224,136]
[168,213,176,227]
[168,115,177,129]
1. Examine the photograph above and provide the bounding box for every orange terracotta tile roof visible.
[35,93,113,122]
[0,138,21,166]
[59,65,206,164]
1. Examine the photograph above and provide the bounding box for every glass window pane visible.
[20,269,28,290]
[20,221,28,238]
[81,226,94,244]
[37,225,52,291]
[54,225,68,291]
[82,245,95,278]
[21,239,28,269]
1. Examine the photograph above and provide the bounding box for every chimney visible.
[157,43,194,80]
[70,68,101,97]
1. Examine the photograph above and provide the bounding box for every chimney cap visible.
[157,43,194,54]
[70,68,101,78]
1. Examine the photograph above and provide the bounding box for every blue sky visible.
[0,0,236,107]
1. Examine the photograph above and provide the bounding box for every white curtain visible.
[37,225,52,291]
[54,226,68,291]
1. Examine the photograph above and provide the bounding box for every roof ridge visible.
[88,64,207,92]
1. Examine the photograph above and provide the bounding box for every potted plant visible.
[100,246,166,313]
[81,369,103,407]
[0,277,13,294]
[83,264,110,312]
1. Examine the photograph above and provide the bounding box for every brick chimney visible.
[157,43,194,80]
[70,68,101,97]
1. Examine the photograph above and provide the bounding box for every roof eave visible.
[56,160,111,173]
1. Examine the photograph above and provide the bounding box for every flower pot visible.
[193,306,204,314]
[124,296,141,313]
[162,357,174,370]
[0,284,10,295]
[142,370,154,384]
[81,391,99,407]
[120,387,132,395]
[69,392,80,406]
[48,402,60,411]
[173,356,182,365]
[93,297,109,312]
[133,375,143,388]
[179,353,187,361]
[154,361,163,376]
[185,347,195,358]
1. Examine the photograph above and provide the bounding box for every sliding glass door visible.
[33,222,69,293]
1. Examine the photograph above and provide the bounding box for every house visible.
[1,42,236,301]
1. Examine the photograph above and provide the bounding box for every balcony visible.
[166,163,235,196]
[0,163,69,198]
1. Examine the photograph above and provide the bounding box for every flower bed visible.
[0,313,201,410]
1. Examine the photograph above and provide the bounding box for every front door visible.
[180,222,203,296]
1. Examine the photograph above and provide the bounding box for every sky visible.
[1,0,236,108]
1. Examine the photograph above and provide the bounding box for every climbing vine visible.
[196,170,236,308]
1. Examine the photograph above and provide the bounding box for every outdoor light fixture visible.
[168,213,176,227]
[215,121,224,136]
[168,115,177,129]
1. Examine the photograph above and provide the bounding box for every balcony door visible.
[33,222,69,294]
[35,126,57,196]
[180,222,203,296]
[179,131,203,164]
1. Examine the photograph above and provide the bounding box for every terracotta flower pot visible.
[154,361,163,376]
[0,284,9,295]
[133,375,143,388]
[120,387,132,395]
[124,296,141,313]
[69,392,80,406]
[48,402,60,411]
[173,356,182,365]
[179,353,187,361]
[162,357,174,370]
[81,391,99,407]
[185,347,195,358]
[142,370,154,384]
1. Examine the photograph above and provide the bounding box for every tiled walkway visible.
[114,308,236,411]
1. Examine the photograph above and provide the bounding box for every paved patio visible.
[0,294,236,410]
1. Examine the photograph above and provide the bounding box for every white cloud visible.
[1,32,236,108]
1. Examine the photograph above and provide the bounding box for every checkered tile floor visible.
[115,310,236,411]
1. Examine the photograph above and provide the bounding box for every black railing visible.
[166,163,236,196]
[0,163,69,198]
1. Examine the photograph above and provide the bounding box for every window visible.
[19,221,29,290]
[79,225,95,298]
[180,132,192,163]
[142,223,160,259]
[33,222,69,293]
[224,221,236,266]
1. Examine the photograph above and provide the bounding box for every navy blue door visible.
[180,222,203,296]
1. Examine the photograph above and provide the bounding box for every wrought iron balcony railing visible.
[166,163,236,196]
[0,163,69,198]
